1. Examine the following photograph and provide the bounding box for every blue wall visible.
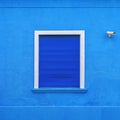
[0,0,120,119]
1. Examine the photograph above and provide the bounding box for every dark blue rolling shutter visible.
[39,35,80,88]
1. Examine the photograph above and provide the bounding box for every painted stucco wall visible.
[0,0,120,120]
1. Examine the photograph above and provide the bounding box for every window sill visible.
[32,88,87,93]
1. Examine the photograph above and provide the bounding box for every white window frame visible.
[34,30,85,89]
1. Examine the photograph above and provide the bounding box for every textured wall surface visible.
[0,0,120,119]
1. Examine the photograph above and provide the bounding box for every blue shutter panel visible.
[39,35,80,88]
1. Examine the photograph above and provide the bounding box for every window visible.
[34,31,86,92]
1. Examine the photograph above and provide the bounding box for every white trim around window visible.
[34,30,85,89]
